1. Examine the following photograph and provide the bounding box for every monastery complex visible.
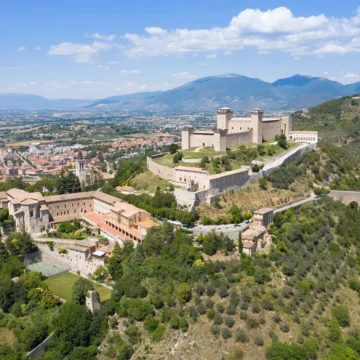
[1,188,155,246]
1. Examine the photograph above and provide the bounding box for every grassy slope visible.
[44,272,111,302]
[292,95,360,143]
[0,328,15,345]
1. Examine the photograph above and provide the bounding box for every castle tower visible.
[281,116,292,138]
[181,127,194,150]
[75,150,86,182]
[251,108,263,144]
[216,107,233,130]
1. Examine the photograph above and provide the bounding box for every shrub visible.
[175,283,192,304]
[152,324,165,342]
[205,298,214,309]
[144,317,159,333]
[218,286,229,298]
[262,299,274,311]
[151,295,164,309]
[213,313,223,325]
[280,322,290,333]
[225,316,235,328]
[222,327,232,340]
[273,312,281,323]
[332,306,350,327]
[211,325,220,336]
[240,311,248,320]
[170,315,180,329]
[196,302,206,315]
[226,303,236,315]
[179,317,189,332]
[207,309,215,320]
[254,335,264,346]
[205,283,215,297]
[246,317,260,329]
[189,306,198,321]
[235,328,249,343]
[216,303,225,313]
[252,303,261,314]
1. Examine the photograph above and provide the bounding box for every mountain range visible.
[1,74,360,112]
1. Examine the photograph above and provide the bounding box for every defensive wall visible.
[328,190,360,205]
[147,153,174,181]
[149,142,317,210]
[26,334,54,359]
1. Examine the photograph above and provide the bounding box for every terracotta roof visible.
[83,212,133,243]
[134,219,156,228]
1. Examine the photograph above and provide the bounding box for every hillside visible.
[292,94,360,144]
[2,74,360,111]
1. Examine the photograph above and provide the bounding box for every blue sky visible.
[1,0,360,99]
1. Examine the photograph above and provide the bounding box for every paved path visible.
[262,143,309,172]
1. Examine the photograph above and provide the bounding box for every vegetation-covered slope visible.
[292,95,360,144]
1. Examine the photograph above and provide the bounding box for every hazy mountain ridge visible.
[2,74,360,111]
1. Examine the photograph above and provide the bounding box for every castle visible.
[181,108,292,151]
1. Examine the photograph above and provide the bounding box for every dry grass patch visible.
[198,180,310,220]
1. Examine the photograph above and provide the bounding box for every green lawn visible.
[44,272,112,302]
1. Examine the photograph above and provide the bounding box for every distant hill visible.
[2,74,360,111]
[292,93,360,144]
[0,93,91,110]
[86,74,360,112]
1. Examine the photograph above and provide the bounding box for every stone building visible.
[6,189,155,246]
[181,108,292,151]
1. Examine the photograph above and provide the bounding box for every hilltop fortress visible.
[182,108,292,151]
[148,107,318,210]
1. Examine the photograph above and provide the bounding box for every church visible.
[181,108,292,151]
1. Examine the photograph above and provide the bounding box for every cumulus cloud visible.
[121,6,360,57]
[48,41,111,62]
[17,46,26,52]
[98,65,110,70]
[119,69,141,74]
[92,33,116,41]
[206,53,218,58]
[34,46,41,51]
[170,72,198,79]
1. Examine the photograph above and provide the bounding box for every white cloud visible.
[48,41,111,62]
[344,72,359,79]
[206,53,217,58]
[322,71,329,75]
[34,46,41,51]
[98,65,110,70]
[223,51,232,55]
[170,72,197,79]
[109,61,120,65]
[145,27,167,35]
[92,33,116,41]
[17,46,26,52]
[314,44,347,54]
[119,69,141,74]
[120,6,360,58]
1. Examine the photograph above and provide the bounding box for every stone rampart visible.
[26,334,54,359]
[147,154,175,181]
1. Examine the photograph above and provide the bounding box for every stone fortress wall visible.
[149,142,317,211]
[146,154,174,181]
